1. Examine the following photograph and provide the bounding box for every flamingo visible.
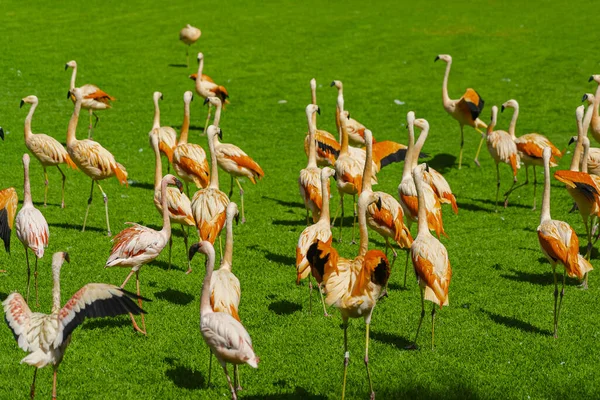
[307,190,390,400]
[501,99,562,210]
[485,106,520,210]
[0,187,18,257]
[579,93,600,176]
[149,91,178,171]
[20,96,77,208]
[305,79,340,166]
[105,174,182,334]
[434,54,487,169]
[205,96,264,223]
[587,75,600,143]
[189,52,229,133]
[189,241,259,400]
[296,167,335,315]
[15,154,49,306]
[150,131,194,271]
[190,125,230,271]
[66,88,128,236]
[179,24,201,67]
[299,104,323,224]
[330,80,371,146]
[172,91,210,192]
[65,60,115,139]
[538,147,593,338]
[3,251,147,400]
[408,163,452,350]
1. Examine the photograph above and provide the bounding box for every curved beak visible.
[589,76,594,83]
[203,97,210,105]
[67,90,72,100]
[235,213,239,225]
[317,106,321,115]
[19,100,24,108]
[375,197,382,211]
[175,178,184,193]
[346,113,350,120]
[190,94,194,102]
[425,163,430,173]
[582,94,589,103]
[64,252,71,263]
[434,56,440,62]
[330,81,336,87]
[188,243,201,261]
[64,64,69,71]
[333,171,338,180]
[0,127,4,141]
[568,137,576,146]
[160,94,164,101]
[218,128,223,140]
[500,105,505,113]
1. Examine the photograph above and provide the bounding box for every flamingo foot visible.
[185,267,193,275]
[241,217,246,224]
[370,392,376,400]
[474,158,480,167]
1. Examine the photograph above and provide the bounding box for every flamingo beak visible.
[235,213,239,225]
[434,55,440,62]
[160,94,164,101]
[188,243,201,261]
[589,76,594,83]
[501,105,505,113]
[330,81,336,87]
[582,94,589,103]
[0,127,4,141]
[175,178,184,193]
[67,91,72,100]
[203,98,210,106]
[218,129,223,140]
[317,106,321,115]
[63,252,71,263]
[425,163,430,173]
[19,100,24,108]
[64,64,69,71]
[568,137,575,146]
[376,197,382,211]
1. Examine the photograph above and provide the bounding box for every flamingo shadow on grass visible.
[32,201,60,208]
[151,259,185,272]
[262,195,304,209]
[272,218,307,227]
[129,181,155,191]
[387,282,411,292]
[245,387,327,400]
[500,268,563,286]
[378,383,480,400]
[164,357,205,389]
[247,244,295,266]
[426,153,456,174]
[480,308,552,336]
[154,288,194,306]
[268,299,302,315]
[174,124,204,132]
[82,317,132,331]
[463,197,532,211]
[0,292,8,302]
[454,201,490,213]
[48,222,105,233]
[370,330,412,349]
[168,63,187,68]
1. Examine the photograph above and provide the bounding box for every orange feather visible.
[64,154,77,170]
[159,142,174,163]
[228,154,264,182]
[114,163,128,186]
[84,89,115,103]
[178,156,210,188]
[371,141,408,170]
[199,211,227,244]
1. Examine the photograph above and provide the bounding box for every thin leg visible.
[88,109,93,139]
[235,178,246,224]
[380,238,397,298]
[57,165,66,209]
[25,247,31,304]
[403,250,410,289]
[474,132,485,167]
[555,269,566,339]
[338,196,344,243]
[30,368,37,400]
[552,265,558,338]
[229,175,234,198]
[168,236,173,270]
[458,125,464,170]
[207,351,213,387]
[120,269,136,289]
[129,271,147,335]
[364,323,375,400]
[342,321,349,400]
[34,257,39,308]
[308,274,313,314]
[234,364,242,391]
[504,166,528,208]
[350,195,357,244]
[331,198,341,228]
[532,166,537,211]
[318,283,329,317]
[96,182,111,236]
[431,303,437,351]
[43,167,48,207]
[222,364,237,400]
[186,46,190,68]
[203,104,213,135]
[182,225,190,273]
[52,366,58,400]
[407,286,426,349]
[93,112,99,128]
[495,163,500,211]
[82,180,94,232]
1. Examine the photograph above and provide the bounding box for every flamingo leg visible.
[235,178,246,224]
[96,182,111,236]
[495,163,500,211]
[403,250,410,288]
[532,166,537,211]
[431,303,437,351]
[30,368,37,400]
[136,270,147,334]
[207,351,213,387]
[182,225,190,273]
[337,195,344,243]
[203,104,212,135]
[341,320,349,400]
[555,269,566,339]
[318,283,329,317]
[52,366,58,400]
[25,246,31,304]
[458,125,464,170]
[57,165,66,209]
[474,131,485,167]
[504,165,528,208]
[34,257,39,308]
[222,363,237,400]
[350,194,357,245]
[87,109,93,139]
[364,323,375,400]
[43,167,48,207]
[185,45,190,68]
[552,265,558,338]
[168,235,173,270]
[82,179,94,232]
[308,274,313,314]
[229,175,234,198]
[407,285,426,349]
[234,364,242,391]
[120,269,136,289]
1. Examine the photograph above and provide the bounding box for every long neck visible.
[311,87,317,126]
[319,175,331,222]
[152,139,162,190]
[594,85,600,117]
[24,102,36,141]
[152,97,160,129]
[582,141,590,173]
[411,125,429,169]
[69,65,77,91]
[583,103,594,134]
[196,58,204,91]
[222,214,234,267]
[414,174,429,234]
[23,160,32,206]
[442,61,452,105]
[213,102,222,128]
[570,117,585,171]
[335,92,344,140]
[51,266,61,314]
[306,112,317,168]
[208,133,219,189]
[362,134,373,192]
[402,125,416,180]
[540,158,551,223]
[508,106,518,138]
[160,180,171,234]
[358,198,369,257]
[66,99,81,146]
[339,114,349,155]
[179,101,190,144]
[200,249,216,315]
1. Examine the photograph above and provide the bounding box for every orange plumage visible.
[0,187,18,253]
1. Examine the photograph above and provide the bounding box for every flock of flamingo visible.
[1,22,600,400]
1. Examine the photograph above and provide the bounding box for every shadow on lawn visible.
[426,153,456,174]
[168,63,187,68]
[269,299,302,315]
[262,195,304,209]
[245,387,327,400]
[464,197,532,210]
[378,383,480,400]
[0,292,8,302]
[371,330,412,349]
[155,288,194,305]
[500,268,557,286]
[164,357,205,389]
[455,201,491,213]
[83,317,131,331]
[48,222,105,233]
[480,308,551,336]
[248,245,295,266]
[129,181,154,191]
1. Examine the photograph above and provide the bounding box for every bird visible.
[435,54,487,169]
[307,190,390,400]
[190,125,230,270]
[330,80,372,146]
[179,24,201,68]
[20,95,77,208]
[296,167,335,316]
[587,75,600,143]
[66,88,128,236]
[172,91,210,192]
[105,174,183,334]
[501,99,562,210]
[189,52,229,133]
[579,93,600,176]
[65,60,115,139]
[408,163,452,350]
[577,135,600,177]
[299,104,324,224]
[150,130,194,271]
[149,91,178,171]
[305,79,340,166]
[485,105,520,210]
[0,187,18,258]
[204,96,264,223]
[189,241,259,400]
[3,251,147,400]
[538,147,593,338]
[15,153,49,307]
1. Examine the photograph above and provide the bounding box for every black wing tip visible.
[0,209,11,253]
[0,127,4,141]
[379,148,408,169]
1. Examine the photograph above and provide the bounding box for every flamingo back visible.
[201,312,258,367]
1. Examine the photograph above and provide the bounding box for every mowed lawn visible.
[1,1,599,399]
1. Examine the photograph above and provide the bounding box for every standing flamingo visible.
[435,54,487,169]
[149,91,178,171]
[580,94,600,176]
[105,174,182,334]
[299,104,324,224]
[65,60,115,139]
[408,163,452,350]
[66,88,128,236]
[172,91,210,192]
[305,79,340,166]
[486,106,520,210]
[3,251,147,400]
[15,154,49,306]
[189,241,259,400]
[587,75,600,143]
[20,95,77,208]
[501,99,562,210]
[330,80,371,146]
[190,52,229,133]
[538,147,593,338]
[0,187,18,257]
[204,97,264,223]
[150,131,194,271]
[179,24,201,67]
[190,125,230,270]
[308,190,389,400]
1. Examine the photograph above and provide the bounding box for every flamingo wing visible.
[217,143,264,181]
[0,188,18,252]
[3,293,36,352]
[554,170,600,204]
[458,88,485,121]
[106,224,165,267]
[210,268,241,321]
[372,141,409,170]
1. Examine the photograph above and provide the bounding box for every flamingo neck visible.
[24,101,37,141]
[339,114,349,155]
[335,93,344,141]
[307,112,318,168]
[442,60,452,107]
[311,87,317,126]
[159,179,171,235]
[222,214,234,267]
[507,106,519,139]
[51,265,61,314]
[66,100,81,147]
[540,157,552,223]
[414,172,430,236]
[570,116,586,171]
[401,124,416,180]
[23,159,32,207]
[208,132,220,189]
[152,138,162,190]
[69,65,77,91]
[582,141,590,174]
[357,195,369,257]
[319,175,331,222]
[152,97,161,130]
[196,59,204,91]
[594,84,600,119]
[213,103,222,128]
[362,133,373,192]
[411,125,429,169]
[180,101,190,144]
[200,247,216,316]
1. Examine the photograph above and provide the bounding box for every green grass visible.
[1,0,599,399]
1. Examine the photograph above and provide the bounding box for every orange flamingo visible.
[305,79,340,166]
[20,95,77,208]
[308,190,390,400]
[538,147,593,338]
[296,167,335,315]
[3,252,146,400]
[190,52,229,133]
[190,125,230,271]
[65,60,115,139]
[66,88,128,236]
[179,24,201,67]
[587,75,600,143]
[150,131,194,271]
[486,106,520,210]
[408,163,452,350]
[15,154,49,306]
[299,104,324,224]
[205,96,264,223]
[149,91,178,171]
[0,187,18,257]
[501,99,562,210]
[172,91,210,192]
[435,54,487,169]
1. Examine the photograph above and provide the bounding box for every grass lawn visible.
[1,0,599,399]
